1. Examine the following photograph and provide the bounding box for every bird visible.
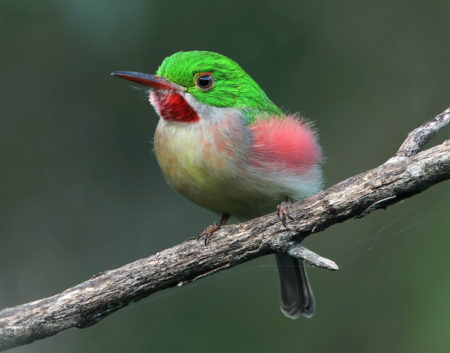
[112,51,323,319]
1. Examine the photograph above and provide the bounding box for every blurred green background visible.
[1,0,449,352]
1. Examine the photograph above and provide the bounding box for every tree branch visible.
[395,107,450,158]
[0,108,449,351]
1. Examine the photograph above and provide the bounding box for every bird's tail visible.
[275,253,315,319]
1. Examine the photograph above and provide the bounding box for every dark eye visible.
[195,72,215,91]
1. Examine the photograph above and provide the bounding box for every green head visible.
[113,51,282,123]
[156,51,281,120]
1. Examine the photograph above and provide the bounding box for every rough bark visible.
[0,107,449,351]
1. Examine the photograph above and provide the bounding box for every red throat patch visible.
[150,91,200,123]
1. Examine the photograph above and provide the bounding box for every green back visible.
[156,51,282,123]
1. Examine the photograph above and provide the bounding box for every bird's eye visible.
[194,72,215,91]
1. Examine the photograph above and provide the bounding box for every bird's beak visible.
[111,71,177,91]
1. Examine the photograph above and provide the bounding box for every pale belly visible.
[155,119,273,218]
[154,119,321,219]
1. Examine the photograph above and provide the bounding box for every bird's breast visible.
[153,114,249,213]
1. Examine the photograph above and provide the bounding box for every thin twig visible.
[394,107,450,159]
[287,245,339,270]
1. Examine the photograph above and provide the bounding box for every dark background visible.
[1,1,449,352]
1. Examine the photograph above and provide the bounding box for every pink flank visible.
[250,116,321,174]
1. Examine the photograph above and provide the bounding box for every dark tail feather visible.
[275,253,315,319]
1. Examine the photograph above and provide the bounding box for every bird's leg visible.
[198,213,230,245]
[277,196,295,230]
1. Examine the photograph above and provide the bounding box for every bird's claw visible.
[277,201,294,230]
[198,223,219,245]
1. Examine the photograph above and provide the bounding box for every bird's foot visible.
[277,198,294,230]
[198,223,220,245]
[198,213,231,246]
